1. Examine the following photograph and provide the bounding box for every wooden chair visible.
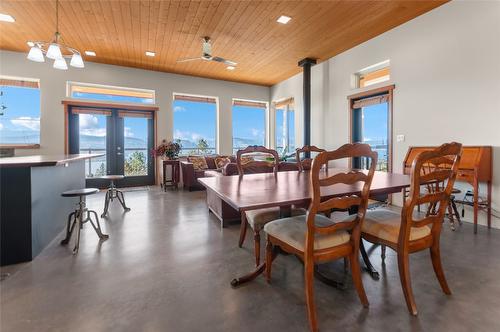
[264,143,377,332]
[237,145,304,266]
[361,142,462,315]
[295,145,326,172]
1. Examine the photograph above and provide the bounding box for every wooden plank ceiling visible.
[0,1,447,86]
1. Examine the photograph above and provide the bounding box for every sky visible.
[0,86,41,144]
[361,102,388,144]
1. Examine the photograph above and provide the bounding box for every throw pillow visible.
[188,156,208,170]
[215,156,231,169]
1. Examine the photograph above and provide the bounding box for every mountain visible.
[79,135,147,150]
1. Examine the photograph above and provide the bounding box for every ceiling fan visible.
[177,37,237,67]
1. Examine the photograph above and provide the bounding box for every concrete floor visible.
[1,187,500,332]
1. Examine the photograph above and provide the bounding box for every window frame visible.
[0,75,41,149]
[353,60,391,89]
[66,81,156,105]
[172,92,219,155]
[272,97,295,155]
[231,98,269,154]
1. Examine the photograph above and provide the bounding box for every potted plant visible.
[152,139,182,160]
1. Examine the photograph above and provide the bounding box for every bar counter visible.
[0,154,102,265]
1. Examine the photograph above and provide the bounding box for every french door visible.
[68,106,155,188]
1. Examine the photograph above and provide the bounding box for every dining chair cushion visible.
[246,207,306,232]
[264,214,350,252]
[361,208,431,244]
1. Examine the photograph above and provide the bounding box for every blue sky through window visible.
[0,86,41,144]
[173,99,217,154]
[232,105,265,153]
[275,108,295,155]
[361,102,388,170]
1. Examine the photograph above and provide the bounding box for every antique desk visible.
[403,146,492,233]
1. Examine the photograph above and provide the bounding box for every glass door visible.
[68,106,155,188]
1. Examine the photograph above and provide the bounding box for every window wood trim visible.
[61,100,159,111]
[173,94,217,104]
[0,144,40,149]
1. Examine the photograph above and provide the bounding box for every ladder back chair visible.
[361,142,462,315]
[264,143,378,332]
[295,145,326,172]
[236,145,304,266]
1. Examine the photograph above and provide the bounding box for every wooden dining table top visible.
[198,168,412,212]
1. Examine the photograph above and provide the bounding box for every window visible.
[232,99,267,154]
[67,82,155,104]
[274,98,295,156]
[173,94,217,155]
[0,76,41,146]
[354,60,390,89]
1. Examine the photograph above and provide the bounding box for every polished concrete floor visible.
[2,187,500,332]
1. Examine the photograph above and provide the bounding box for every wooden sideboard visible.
[403,146,492,233]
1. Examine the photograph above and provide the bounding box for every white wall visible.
[271,1,500,227]
[0,50,269,156]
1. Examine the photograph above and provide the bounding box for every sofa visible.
[180,155,305,191]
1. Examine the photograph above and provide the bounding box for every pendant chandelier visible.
[26,0,84,70]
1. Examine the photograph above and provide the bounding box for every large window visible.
[0,76,41,146]
[67,82,155,104]
[274,98,295,156]
[232,99,267,154]
[173,94,217,155]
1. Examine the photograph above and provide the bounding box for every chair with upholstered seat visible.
[237,145,305,266]
[295,145,326,172]
[361,142,462,315]
[264,143,377,332]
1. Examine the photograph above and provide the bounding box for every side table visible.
[162,159,180,191]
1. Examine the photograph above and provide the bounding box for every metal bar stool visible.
[61,188,109,254]
[101,175,131,217]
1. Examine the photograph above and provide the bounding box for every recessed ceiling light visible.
[277,15,291,24]
[0,13,15,23]
[85,51,96,56]
[226,66,235,71]
[27,41,35,47]
[145,51,155,57]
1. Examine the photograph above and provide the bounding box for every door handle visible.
[117,152,123,155]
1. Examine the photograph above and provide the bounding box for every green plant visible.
[152,139,182,159]
[125,151,147,176]
[196,138,209,155]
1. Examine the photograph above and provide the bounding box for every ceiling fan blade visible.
[211,56,237,66]
[177,57,202,63]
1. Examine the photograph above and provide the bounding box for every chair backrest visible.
[236,145,279,176]
[295,145,326,172]
[402,142,462,243]
[305,143,378,251]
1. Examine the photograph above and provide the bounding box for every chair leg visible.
[254,230,261,267]
[381,245,387,264]
[447,203,456,230]
[430,240,451,295]
[265,239,273,283]
[89,210,109,240]
[117,190,131,211]
[73,207,83,255]
[451,199,462,226]
[349,252,369,307]
[238,213,248,248]
[61,211,76,245]
[397,251,417,315]
[101,190,110,218]
[304,257,318,332]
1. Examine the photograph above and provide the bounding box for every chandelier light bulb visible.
[70,53,84,68]
[27,46,45,62]
[46,43,63,59]
[53,57,68,70]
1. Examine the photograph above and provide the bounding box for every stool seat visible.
[100,175,125,180]
[61,188,99,197]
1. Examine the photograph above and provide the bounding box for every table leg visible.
[487,181,492,229]
[231,263,266,287]
[360,240,380,280]
[473,179,479,234]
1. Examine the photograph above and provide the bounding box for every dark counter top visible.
[0,154,104,168]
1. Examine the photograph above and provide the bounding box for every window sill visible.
[0,144,41,149]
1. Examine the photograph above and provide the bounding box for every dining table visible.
[198,168,412,287]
